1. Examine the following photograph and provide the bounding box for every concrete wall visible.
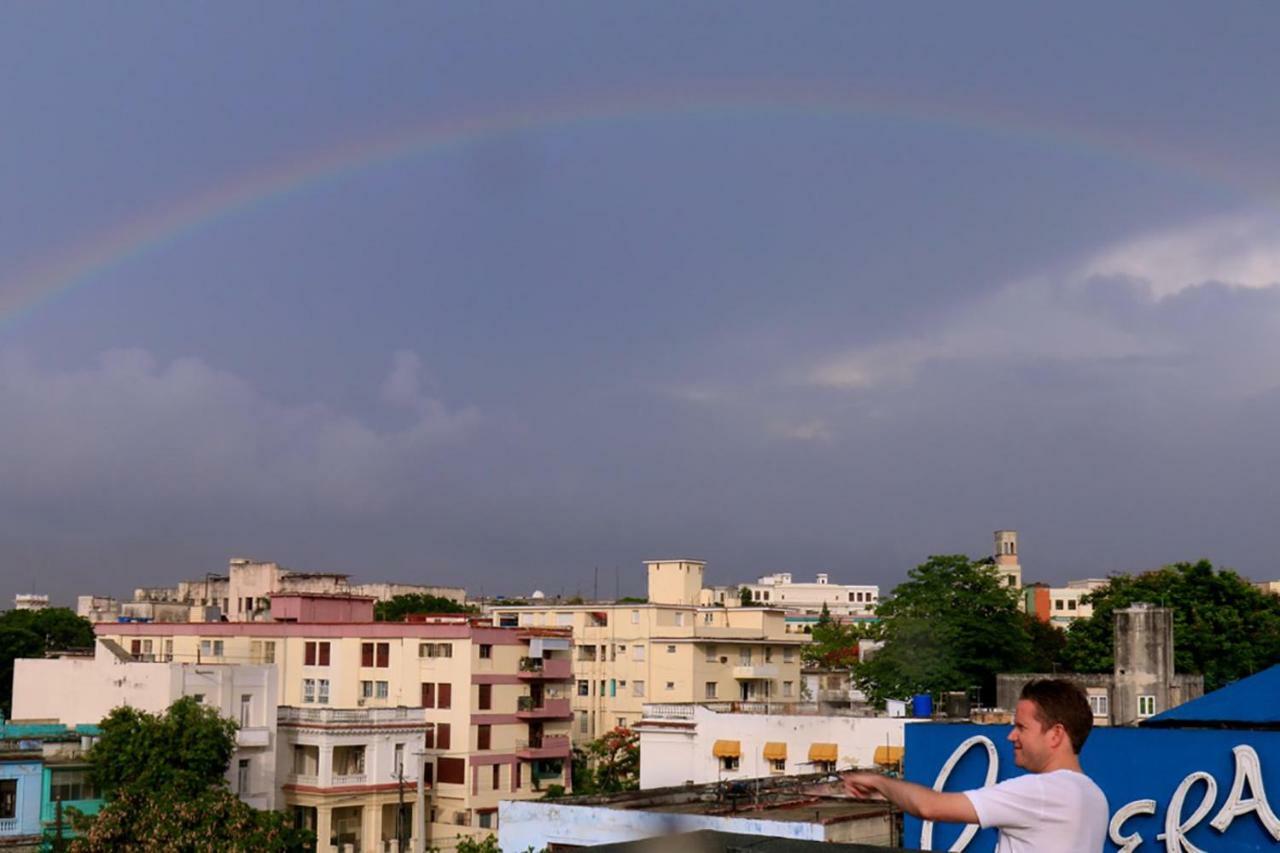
[499,800,826,853]
[637,705,905,789]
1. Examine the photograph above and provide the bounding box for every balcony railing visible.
[331,772,367,786]
[515,734,571,758]
[236,727,271,747]
[0,818,18,834]
[732,664,779,680]
[278,706,427,725]
[517,657,572,679]
[516,697,572,718]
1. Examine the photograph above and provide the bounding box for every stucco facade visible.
[490,561,803,739]
[704,574,880,617]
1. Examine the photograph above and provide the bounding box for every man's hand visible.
[843,771,888,800]
[841,770,979,824]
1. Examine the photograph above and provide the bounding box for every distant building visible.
[1022,578,1107,626]
[704,573,879,617]
[635,702,905,789]
[499,774,896,851]
[75,595,121,623]
[996,603,1203,726]
[489,560,804,740]
[1256,579,1280,597]
[992,529,1022,590]
[129,557,466,623]
[0,720,103,851]
[12,595,48,612]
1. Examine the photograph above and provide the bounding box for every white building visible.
[704,574,879,617]
[634,703,906,789]
[11,640,279,809]
[76,595,122,622]
[13,594,49,611]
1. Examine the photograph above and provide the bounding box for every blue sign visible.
[903,723,1280,851]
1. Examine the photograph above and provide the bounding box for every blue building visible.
[0,722,102,851]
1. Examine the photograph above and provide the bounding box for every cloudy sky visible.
[3,4,1280,605]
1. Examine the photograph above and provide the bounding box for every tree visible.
[802,615,877,669]
[455,835,501,853]
[0,607,94,717]
[572,727,639,794]
[1063,560,1280,692]
[853,555,1031,707]
[73,698,311,851]
[375,594,476,622]
[739,586,753,607]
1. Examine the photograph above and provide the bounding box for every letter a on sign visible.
[1209,745,1280,840]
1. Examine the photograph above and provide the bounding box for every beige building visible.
[490,560,804,740]
[95,600,571,852]
[131,557,466,622]
[994,529,1022,589]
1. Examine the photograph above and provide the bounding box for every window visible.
[50,769,97,803]
[477,724,491,750]
[361,642,389,667]
[578,680,590,696]
[239,694,252,727]
[1138,695,1156,718]
[764,646,773,663]
[200,639,224,657]
[439,683,452,709]
[633,681,645,697]
[1089,694,1109,717]
[478,810,494,829]
[617,717,627,728]
[304,641,330,666]
[437,757,465,785]
[704,612,714,624]
[1055,600,1065,611]
[770,758,786,772]
[376,681,389,699]
[1068,600,1077,611]
[395,744,405,776]
[437,723,451,750]
[303,679,316,703]
[632,645,645,661]
[577,711,589,734]
[721,756,740,771]
[705,682,717,699]
[362,681,374,699]
[849,592,856,602]
[739,648,752,665]
[318,679,330,704]
[675,612,685,626]
[192,693,205,704]
[237,759,250,794]
[479,644,492,659]
[631,610,640,624]
[667,644,677,654]
[782,681,794,697]
[492,765,501,789]
[478,684,492,710]
[705,645,717,663]
[421,683,435,708]
[0,779,15,820]
[420,642,453,658]
[665,681,675,691]
[783,646,795,663]
[263,641,275,664]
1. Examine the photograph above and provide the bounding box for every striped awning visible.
[713,739,741,758]
[762,742,787,761]
[874,745,904,766]
[808,742,838,763]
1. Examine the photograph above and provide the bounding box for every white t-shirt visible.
[963,769,1109,853]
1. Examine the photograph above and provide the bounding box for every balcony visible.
[277,706,428,725]
[517,657,572,680]
[516,696,573,720]
[0,818,19,835]
[236,727,271,747]
[331,773,367,786]
[732,664,779,680]
[515,734,571,760]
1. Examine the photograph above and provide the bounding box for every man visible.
[843,679,1108,852]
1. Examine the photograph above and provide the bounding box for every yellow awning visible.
[874,745,904,766]
[808,742,838,763]
[763,742,787,761]
[713,739,741,758]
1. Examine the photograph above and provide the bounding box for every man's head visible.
[1008,679,1094,772]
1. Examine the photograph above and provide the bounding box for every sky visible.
[3,4,1280,605]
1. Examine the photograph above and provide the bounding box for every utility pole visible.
[397,756,406,852]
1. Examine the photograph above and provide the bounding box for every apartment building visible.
[489,560,804,740]
[1023,578,1107,625]
[93,596,571,852]
[704,573,879,617]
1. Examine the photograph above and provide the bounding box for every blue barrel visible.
[912,693,934,718]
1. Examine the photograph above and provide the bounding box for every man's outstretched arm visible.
[843,772,979,824]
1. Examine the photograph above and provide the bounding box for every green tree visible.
[374,594,476,621]
[0,607,94,717]
[802,615,877,668]
[1063,560,1280,691]
[739,586,753,607]
[454,835,501,853]
[853,555,1031,707]
[1021,613,1069,674]
[73,698,311,851]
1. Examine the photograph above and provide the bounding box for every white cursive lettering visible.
[1109,799,1156,853]
[1156,771,1216,853]
[921,735,998,852]
[1209,745,1280,840]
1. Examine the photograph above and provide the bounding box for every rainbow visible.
[0,82,1242,331]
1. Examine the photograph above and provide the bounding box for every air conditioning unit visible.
[720,656,728,664]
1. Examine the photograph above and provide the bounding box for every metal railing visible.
[278,706,426,724]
